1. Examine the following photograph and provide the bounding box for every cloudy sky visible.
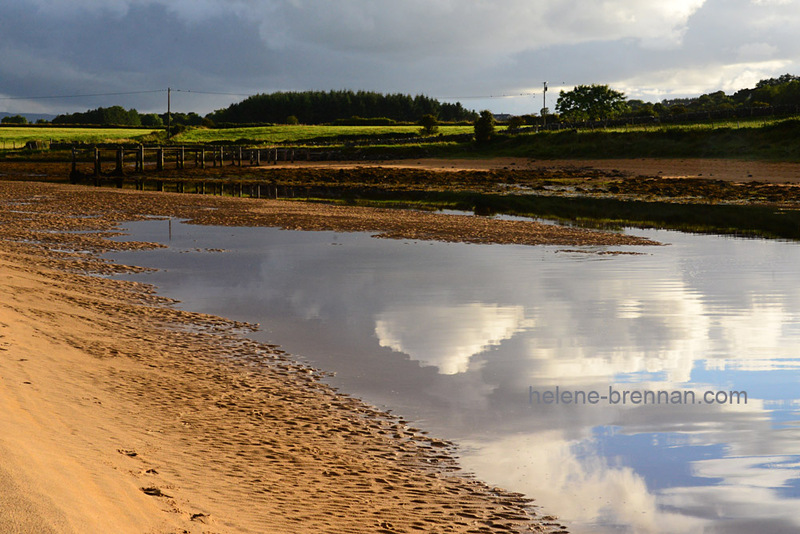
[1,0,799,117]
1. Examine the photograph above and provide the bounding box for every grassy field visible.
[0,127,160,147]
[2,118,800,162]
[171,124,476,144]
[461,118,800,161]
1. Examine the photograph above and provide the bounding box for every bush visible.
[506,116,525,130]
[419,114,439,135]
[140,113,164,127]
[474,110,496,143]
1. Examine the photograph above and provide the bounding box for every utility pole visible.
[542,82,548,129]
[167,87,171,140]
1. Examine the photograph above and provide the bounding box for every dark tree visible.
[140,113,164,127]
[474,110,496,143]
[556,84,628,121]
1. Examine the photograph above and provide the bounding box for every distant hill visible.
[0,112,57,123]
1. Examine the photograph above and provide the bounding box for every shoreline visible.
[0,180,597,533]
[5,156,800,184]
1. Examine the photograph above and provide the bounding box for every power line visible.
[437,92,537,100]
[172,89,255,98]
[0,89,166,101]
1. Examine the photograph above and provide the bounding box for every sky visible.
[1,0,799,118]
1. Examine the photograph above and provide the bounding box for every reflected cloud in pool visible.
[109,221,800,533]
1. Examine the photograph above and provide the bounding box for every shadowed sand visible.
[0,180,656,532]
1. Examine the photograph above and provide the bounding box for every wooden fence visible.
[69,145,329,178]
[67,144,349,199]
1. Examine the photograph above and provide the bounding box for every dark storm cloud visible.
[2,1,799,115]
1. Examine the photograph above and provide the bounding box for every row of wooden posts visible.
[72,170,310,199]
[71,145,325,176]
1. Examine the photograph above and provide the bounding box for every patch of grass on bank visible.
[308,188,800,240]
[455,119,800,161]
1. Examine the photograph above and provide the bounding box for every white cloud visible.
[618,59,793,101]
[460,431,706,534]
[375,303,531,375]
[247,0,706,55]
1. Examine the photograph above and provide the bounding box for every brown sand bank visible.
[7,158,800,207]
[276,157,800,183]
[0,180,662,532]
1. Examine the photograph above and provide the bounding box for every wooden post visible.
[200,148,205,169]
[94,147,101,176]
[137,145,144,172]
[256,149,261,166]
[157,148,164,171]
[114,147,124,175]
[237,146,243,167]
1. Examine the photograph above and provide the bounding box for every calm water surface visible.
[109,219,800,534]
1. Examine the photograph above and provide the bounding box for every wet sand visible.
[278,157,800,183]
[5,153,798,531]
[0,179,652,533]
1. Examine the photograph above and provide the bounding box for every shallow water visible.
[109,219,800,534]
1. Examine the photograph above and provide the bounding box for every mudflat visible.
[1,179,650,533]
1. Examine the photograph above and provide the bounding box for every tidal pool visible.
[109,219,800,534]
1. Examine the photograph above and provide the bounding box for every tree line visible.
[206,90,477,124]
[551,74,800,124]
[21,76,800,128]
[50,105,206,128]
[43,91,476,128]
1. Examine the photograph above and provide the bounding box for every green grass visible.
[600,115,786,134]
[3,117,800,163]
[172,124,477,144]
[458,118,800,161]
[0,127,159,147]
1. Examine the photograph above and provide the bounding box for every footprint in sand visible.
[140,487,172,498]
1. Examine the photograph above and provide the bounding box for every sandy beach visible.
[0,179,662,533]
[5,153,800,531]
